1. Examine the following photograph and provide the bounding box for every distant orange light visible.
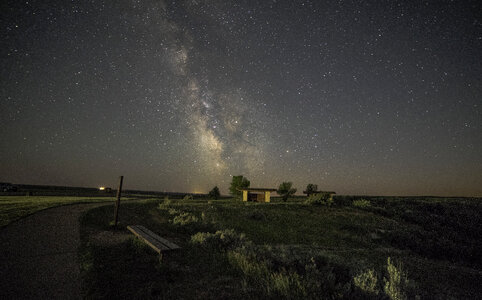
[99,187,105,190]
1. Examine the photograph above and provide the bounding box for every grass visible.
[0,196,120,227]
[79,196,482,299]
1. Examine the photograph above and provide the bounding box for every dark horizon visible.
[3,182,481,199]
[1,1,481,197]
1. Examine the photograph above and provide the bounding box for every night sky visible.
[1,1,481,196]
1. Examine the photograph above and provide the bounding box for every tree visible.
[306,183,318,193]
[277,182,297,202]
[229,175,250,197]
[208,186,220,200]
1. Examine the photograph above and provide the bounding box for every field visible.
[79,196,481,299]
[0,196,117,227]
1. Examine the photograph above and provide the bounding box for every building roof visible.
[239,188,277,192]
[302,190,336,194]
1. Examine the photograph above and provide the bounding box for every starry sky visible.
[1,1,481,196]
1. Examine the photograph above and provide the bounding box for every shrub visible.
[354,268,379,295]
[384,257,411,300]
[191,229,248,251]
[171,212,198,226]
[182,194,194,201]
[158,197,172,209]
[168,208,181,215]
[228,250,270,282]
[227,249,306,298]
[353,199,371,208]
[305,193,333,206]
[191,228,355,298]
[228,245,353,298]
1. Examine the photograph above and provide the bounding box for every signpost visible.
[113,175,123,227]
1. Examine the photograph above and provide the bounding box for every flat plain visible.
[0,196,117,228]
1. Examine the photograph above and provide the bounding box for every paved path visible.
[0,203,109,299]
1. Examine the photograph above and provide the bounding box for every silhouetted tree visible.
[208,186,221,199]
[229,175,250,197]
[277,182,297,202]
[306,183,318,193]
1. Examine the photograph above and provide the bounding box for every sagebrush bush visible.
[191,227,356,298]
[168,208,181,215]
[384,257,411,300]
[228,244,353,298]
[172,212,198,226]
[191,229,249,250]
[182,194,194,201]
[158,198,172,209]
[353,199,371,208]
[228,250,269,281]
[305,193,333,206]
[227,249,307,298]
[354,268,379,295]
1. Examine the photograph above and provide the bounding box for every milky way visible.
[1,1,480,196]
[157,6,270,182]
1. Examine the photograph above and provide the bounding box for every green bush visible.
[182,194,194,201]
[227,249,306,298]
[384,257,412,300]
[191,227,356,298]
[191,229,249,251]
[228,245,353,298]
[353,199,371,208]
[172,212,198,226]
[305,193,333,206]
[354,268,379,295]
[158,198,172,209]
[168,208,181,215]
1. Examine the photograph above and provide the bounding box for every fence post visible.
[113,175,124,227]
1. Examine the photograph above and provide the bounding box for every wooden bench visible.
[127,225,180,254]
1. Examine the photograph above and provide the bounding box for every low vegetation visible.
[305,192,334,206]
[353,198,371,208]
[79,195,482,299]
[0,196,115,227]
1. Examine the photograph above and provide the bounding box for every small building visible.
[239,188,277,202]
[303,190,336,200]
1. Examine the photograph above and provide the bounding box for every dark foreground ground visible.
[80,196,482,299]
[0,203,106,299]
[0,195,479,299]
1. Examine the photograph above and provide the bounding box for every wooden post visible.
[113,175,124,227]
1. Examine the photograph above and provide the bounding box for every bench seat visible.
[127,225,180,253]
